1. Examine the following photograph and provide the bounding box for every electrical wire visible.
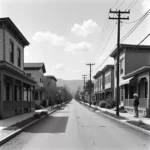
[116,0,126,10]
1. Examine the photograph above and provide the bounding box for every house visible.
[123,66,150,117]
[0,18,36,119]
[110,44,150,116]
[102,65,114,99]
[24,63,46,106]
[43,75,57,105]
[93,65,114,104]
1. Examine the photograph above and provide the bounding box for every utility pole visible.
[82,75,87,102]
[109,9,130,116]
[86,63,95,107]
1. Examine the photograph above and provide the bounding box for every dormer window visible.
[9,41,14,63]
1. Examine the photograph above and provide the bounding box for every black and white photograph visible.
[0,0,150,149]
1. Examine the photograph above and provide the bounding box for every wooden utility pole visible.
[109,9,129,116]
[86,63,95,106]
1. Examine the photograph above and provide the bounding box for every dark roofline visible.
[0,17,29,46]
[123,66,150,79]
[110,44,150,57]
[101,65,114,72]
[24,63,46,73]
[44,75,57,82]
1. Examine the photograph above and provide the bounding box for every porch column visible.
[21,82,23,114]
[12,78,15,110]
[147,75,150,117]
[30,86,32,112]
[128,84,130,106]
[0,73,4,118]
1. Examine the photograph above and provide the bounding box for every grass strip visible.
[127,120,150,131]
[102,111,127,120]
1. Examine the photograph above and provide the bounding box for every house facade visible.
[93,65,114,104]
[110,44,150,116]
[0,18,36,119]
[123,66,150,117]
[24,63,46,106]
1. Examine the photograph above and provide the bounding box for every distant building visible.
[93,65,114,104]
[24,63,46,106]
[0,18,36,119]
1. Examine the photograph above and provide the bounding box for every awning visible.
[119,77,136,86]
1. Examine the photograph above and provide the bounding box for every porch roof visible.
[123,66,150,79]
[120,77,135,86]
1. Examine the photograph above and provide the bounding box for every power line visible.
[94,22,117,63]
[111,0,120,9]
[128,0,138,10]
[116,0,126,10]
[121,9,150,43]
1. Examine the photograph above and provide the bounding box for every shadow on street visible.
[24,116,69,134]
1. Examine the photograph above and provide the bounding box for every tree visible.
[85,80,94,90]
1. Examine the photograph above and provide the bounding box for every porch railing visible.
[124,98,147,108]
[3,101,14,111]
[23,101,31,108]
[14,101,22,109]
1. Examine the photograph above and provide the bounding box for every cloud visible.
[52,63,65,71]
[64,41,93,53]
[32,31,68,46]
[80,60,86,63]
[71,19,100,37]
[142,0,150,13]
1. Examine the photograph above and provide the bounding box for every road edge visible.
[0,101,70,146]
[80,102,150,136]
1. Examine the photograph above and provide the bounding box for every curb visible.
[0,108,59,146]
[0,100,71,146]
[81,103,150,136]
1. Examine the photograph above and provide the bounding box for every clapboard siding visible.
[0,29,4,60]
[5,30,24,71]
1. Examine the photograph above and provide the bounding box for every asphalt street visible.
[1,99,150,150]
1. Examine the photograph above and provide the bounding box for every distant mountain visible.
[56,78,83,96]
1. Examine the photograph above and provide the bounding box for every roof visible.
[24,63,46,73]
[93,71,101,79]
[110,44,150,57]
[44,75,57,82]
[101,65,114,72]
[123,66,150,79]
[0,17,29,46]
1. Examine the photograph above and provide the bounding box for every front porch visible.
[0,69,36,119]
[123,76,149,117]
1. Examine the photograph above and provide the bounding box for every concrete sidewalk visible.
[82,102,150,126]
[0,105,57,142]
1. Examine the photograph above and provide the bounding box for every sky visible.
[0,0,150,80]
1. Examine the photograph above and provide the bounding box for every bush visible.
[41,100,47,107]
[35,104,44,110]
[41,111,48,116]
[105,96,116,108]
[99,101,106,108]
[105,104,112,109]
[34,113,41,118]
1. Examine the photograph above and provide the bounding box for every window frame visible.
[17,47,21,67]
[9,40,14,64]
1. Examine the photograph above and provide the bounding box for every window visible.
[9,41,14,63]
[6,82,10,101]
[120,60,124,74]
[17,48,21,67]
[26,73,31,77]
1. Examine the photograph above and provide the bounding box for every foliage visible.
[85,80,94,90]
[105,95,116,109]
[99,100,106,108]
[105,104,112,109]
[41,100,47,108]
[35,104,44,110]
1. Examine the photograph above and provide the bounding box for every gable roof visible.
[0,17,29,46]
[24,63,46,73]
[110,44,150,57]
